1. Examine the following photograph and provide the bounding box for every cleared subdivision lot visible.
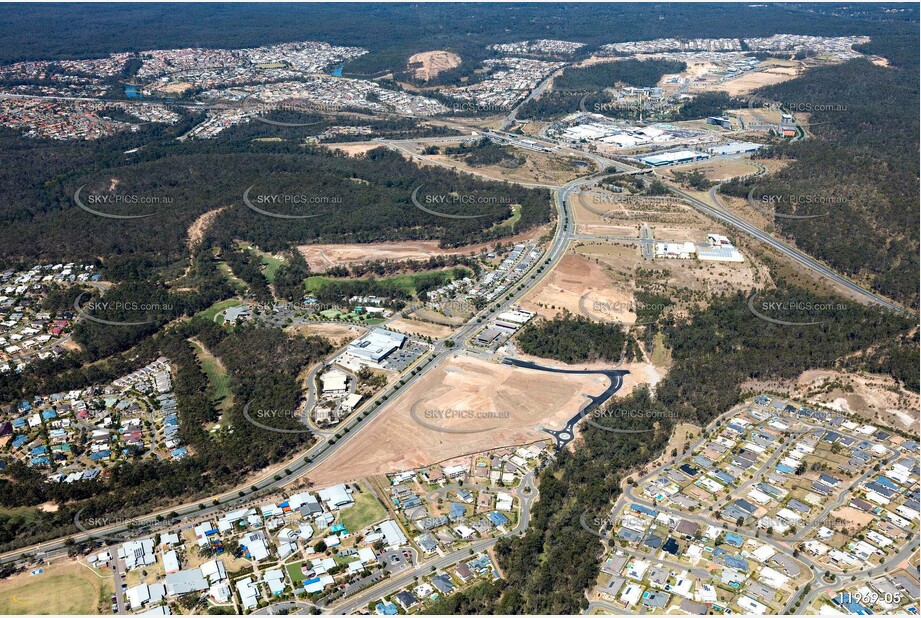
[308,353,607,485]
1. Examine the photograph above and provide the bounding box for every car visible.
[111,595,117,602]
[111,603,119,612]
[390,555,400,563]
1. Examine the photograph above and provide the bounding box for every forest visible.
[722,48,919,308]
[552,59,686,92]
[516,314,641,364]
[2,4,914,74]
[517,59,686,121]
[0,127,551,282]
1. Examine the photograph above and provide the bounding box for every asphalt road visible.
[326,469,537,615]
[669,184,905,314]
[0,127,584,567]
[502,358,628,449]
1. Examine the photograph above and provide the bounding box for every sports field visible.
[0,561,111,615]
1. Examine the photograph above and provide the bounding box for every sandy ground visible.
[744,369,920,432]
[667,158,760,182]
[285,322,367,345]
[720,66,801,96]
[387,317,457,339]
[298,229,546,273]
[299,240,472,271]
[520,252,637,323]
[408,50,461,81]
[831,506,876,530]
[324,142,382,157]
[308,353,608,485]
[187,206,226,249]
[159,81,193,94]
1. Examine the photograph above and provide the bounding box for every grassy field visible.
[239,242,286,283]
[0,561,111,615]
[190,339,233,412]
[216,261,248,294]
[305,268,471,297]
[0,505,41,525]
[338,489,388,532]
[286,560,308,585]
[196,298,243,324]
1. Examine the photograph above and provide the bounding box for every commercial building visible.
[655,242,697,260]
[707,141,763,156]
[320,369,350,395]
[639,150,710,167]
[345,328,406,364]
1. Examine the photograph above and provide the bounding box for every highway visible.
[2,89,914,617]
[0,121,590,567]
[665,183,905,314]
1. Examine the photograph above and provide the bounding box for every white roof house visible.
[317,484,354,510]
[162,550,180,574]
[126,583,166,610]
[118,539,156,570]
[236,577,260,610]
[379,519,407,549]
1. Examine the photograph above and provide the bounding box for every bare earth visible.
[720,66,801,95]
[325,142,382,157]
[667,158,760,182]
[744,369,920,433]
[298,230,546,273]
[520,252,637,323]
[387,317,457,340]
[187,206,226,250]
[308,353,607,485]
[408,50,462,81]
[160,81,193,94]
[285,323,367,345]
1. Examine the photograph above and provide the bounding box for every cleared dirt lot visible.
[308,353,608,485]
[520,252,637,323]
[387,317,457,339]
[324,142,383,157]
[299,230,546,272]
[299,240,473,272]
[286,322,367,344]
[589,241,761,303]
[408,50,461,81]
[666,158,760,182]
[720,65,801,95]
